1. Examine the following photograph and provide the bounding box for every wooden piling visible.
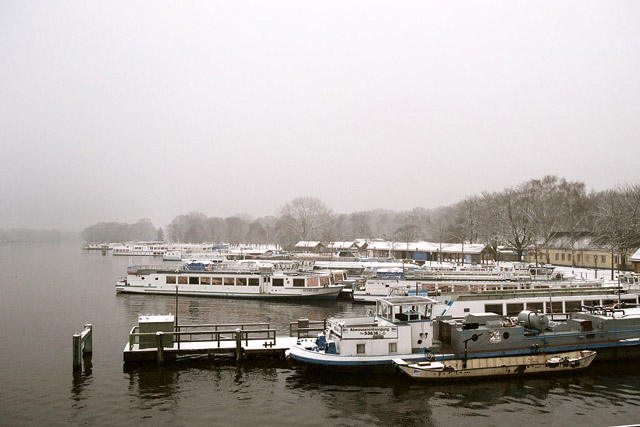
[235,328,243,361]
[73,323,93,370]
[156,332,164,364]
[73,333,81,369]
[83,324,93,354]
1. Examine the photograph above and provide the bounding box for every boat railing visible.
[289,319,326,338]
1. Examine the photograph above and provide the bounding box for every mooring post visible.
[156,331,165,364]
[73,333,82,370]
[235,328,243,361]
[83,324,93,354]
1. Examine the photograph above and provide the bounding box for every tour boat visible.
[116,260,345,300]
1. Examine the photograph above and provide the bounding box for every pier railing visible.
[128,322,276,349]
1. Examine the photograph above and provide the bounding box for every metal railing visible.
[289,319,326,338]
[128,322,276,349]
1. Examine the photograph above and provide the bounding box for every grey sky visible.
[1,1,639,230]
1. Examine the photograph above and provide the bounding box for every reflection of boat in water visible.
[287,295,640,372]
[393,350,596,381]
[116,260,345,300]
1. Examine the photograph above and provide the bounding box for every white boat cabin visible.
[324,296,437,357]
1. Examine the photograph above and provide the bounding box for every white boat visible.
[287,296,450,371]
[393,350,596,381]
[115,260,345,300]
[434,286,640,319]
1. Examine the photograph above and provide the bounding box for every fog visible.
[1,1,639,230]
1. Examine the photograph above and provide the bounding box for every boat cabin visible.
[375,296,435,322]
[322,296,438,357]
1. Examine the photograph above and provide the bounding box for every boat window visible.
[307,277,319,287]
[201,277,211,285]
[273,278,284,287]
[166,276,176,284]
[293,278,305,287]
[212,277,222,285]
[189,277,199,285]
[320,276,329,286]
[357,344,366,354]
[224,277,235,286]
[506,303,524,316]
[526,302,543,312]
[484,304,503,315]
[178,276,188,285]
[565,301,580,312]
[546,301,562,314]
[249,278,259,286]
[237,278,247,286]
[389,342,397,353]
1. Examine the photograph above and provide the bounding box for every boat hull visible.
[393,350,596,381]
[115,284,342,300]
[287,341,451,373]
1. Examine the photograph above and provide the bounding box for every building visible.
[293,241,326,253]
[631,249,640,273]
[524,232,636,271]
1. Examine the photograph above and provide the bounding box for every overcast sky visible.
[1,1,639,230]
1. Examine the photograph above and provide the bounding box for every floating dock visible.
[124,315,324,364]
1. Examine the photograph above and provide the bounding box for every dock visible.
[123,315,324,364]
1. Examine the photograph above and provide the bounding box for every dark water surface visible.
[1,241,639,426]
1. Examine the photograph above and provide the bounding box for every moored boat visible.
[116,260,345,300]
[287,295,640,372]
[393,350,596,381]
[287,296,452,372]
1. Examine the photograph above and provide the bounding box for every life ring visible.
[531,344,540,354]
[425,351,434,361]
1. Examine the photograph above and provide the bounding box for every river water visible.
[1,241,639,426]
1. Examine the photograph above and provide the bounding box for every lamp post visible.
[463,333,482,368]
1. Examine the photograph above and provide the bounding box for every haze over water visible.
[1,240,639,425]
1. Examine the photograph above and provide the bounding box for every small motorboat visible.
[393,350,596,381]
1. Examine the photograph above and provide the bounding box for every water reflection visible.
[71,357,93,401]
[284,361,640,426]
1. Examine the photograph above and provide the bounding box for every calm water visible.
[1,241,639,426]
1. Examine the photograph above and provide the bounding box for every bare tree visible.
[595,184,640,278]
[527,176,564,264]
[277,197,333,249]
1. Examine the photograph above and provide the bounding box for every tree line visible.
[81,176,640,266]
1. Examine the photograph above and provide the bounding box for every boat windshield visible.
[376,299,433,322]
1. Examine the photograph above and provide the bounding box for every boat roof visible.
[377,296,438,305]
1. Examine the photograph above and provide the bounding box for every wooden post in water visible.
[235,328,243,361]
[83,324,92,355]
[73,323,93,370]
[156,332,164,364]
[73,333,82,370]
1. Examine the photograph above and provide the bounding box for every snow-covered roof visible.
[367,240,394,250]
[327,241,357,250]
[392,241,486,254]
[631,248,640,262]
[294,241,323,248]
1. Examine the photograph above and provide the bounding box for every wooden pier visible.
[123,315,325,364]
